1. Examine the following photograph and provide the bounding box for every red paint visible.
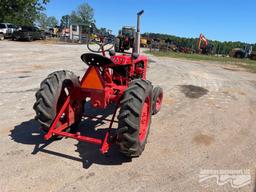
[139,96,150,142]
[156,92,163,112]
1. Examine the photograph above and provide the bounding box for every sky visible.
[45,0,256,43]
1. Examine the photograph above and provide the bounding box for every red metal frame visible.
[139,96,150,142]
[44,93,120,154]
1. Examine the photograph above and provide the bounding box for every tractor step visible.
[46,131,102,145]
[44,127,115,154]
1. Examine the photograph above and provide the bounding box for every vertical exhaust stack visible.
[134,10,144,55]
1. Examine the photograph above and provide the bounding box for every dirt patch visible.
[35,39,74,45]
[148,59,156,63]
[250,81,256,89]
[18,75,31,79]
[193,134,214,146]
[14,70,32,74]
[180,85,208,98]
[0,88,38,94]
[86,172,95,179]
[222,88,246,96]
[163,97,175,105]
[32,64,45,69]
[0,127,12,134]
[207,99,223,109]
[5,149,24,156]
[222,67,241,71]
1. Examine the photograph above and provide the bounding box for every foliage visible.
[143,33,256,55]
[0,0,49,26]
[36,13,58,29]
[146,50,256,72]
[46,16,58,28]
[70,2,95,25]
[36,12,48,30]
[60,15,70,28]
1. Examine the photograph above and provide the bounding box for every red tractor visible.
[33,10,163,157]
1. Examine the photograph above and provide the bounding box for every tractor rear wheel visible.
[33,70,83,132]
[117,79,153,157]
[152,86,163,115]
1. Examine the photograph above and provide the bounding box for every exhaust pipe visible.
[134,10,144,55]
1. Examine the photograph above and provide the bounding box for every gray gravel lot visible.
[0,40,256,192]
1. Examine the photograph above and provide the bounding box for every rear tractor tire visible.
[33,70,83,133]
[152,86,163,115]
[117,79,153,157]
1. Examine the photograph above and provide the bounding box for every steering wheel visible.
[87,35,114,53]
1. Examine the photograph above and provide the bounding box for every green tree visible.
[36,12,48,30]
[70,11,81,24]
[142,32,253,55]
[46,16,58,28]
[70,2,95,25]
[0,0,50,25]
[60,15,70,28]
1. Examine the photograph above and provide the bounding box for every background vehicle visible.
[197,33,213,54]
[0,23,17,38]
[229,45,256,60]
[140,37,148,47]
[115,26,135,52]
[0,33,3,40]
[12,26,45,41]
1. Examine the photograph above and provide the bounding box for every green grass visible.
[145,51,256,72]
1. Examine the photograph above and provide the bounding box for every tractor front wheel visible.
[117,79,153,157]
[152,86,163,115]
[33,70,83,133]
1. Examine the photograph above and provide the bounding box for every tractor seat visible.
[81,53,114,66]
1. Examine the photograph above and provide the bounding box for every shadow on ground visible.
[9,103,131,169]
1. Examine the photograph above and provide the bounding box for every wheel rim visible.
[139,96,150,142]
[155,92,163,112]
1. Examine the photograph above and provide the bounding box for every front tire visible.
[152,86,163,115]
[117,79,153,157]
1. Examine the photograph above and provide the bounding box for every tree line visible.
[142,33,256,55]
[0,1,96,30]
[0,0,49,26]
[1,0,254,52]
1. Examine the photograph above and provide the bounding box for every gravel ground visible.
[0,40,256,192]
